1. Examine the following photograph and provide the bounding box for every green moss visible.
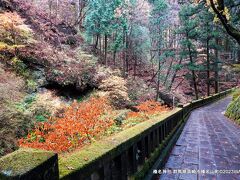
[58,109,181,178]
[0,148,55,177]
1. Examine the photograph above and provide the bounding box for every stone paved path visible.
[159,96,240,180]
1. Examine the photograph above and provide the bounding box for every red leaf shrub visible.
[127,100,169,119]
[19,97,113,152]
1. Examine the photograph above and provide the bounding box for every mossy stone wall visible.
[0,148,59,180]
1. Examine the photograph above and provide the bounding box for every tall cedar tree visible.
[149,0,169,100]
[178,4,199,99]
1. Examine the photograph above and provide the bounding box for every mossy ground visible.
[0,148,55,176]
[225,95,240,124]
[232,88,240,100]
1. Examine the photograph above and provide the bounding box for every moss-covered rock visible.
[0,149,54,176]
[225,96,240,124]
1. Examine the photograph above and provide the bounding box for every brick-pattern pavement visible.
[159,97,240,180]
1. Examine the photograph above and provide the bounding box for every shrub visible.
[1,91,65,155]
[0,12,32,62]
[98,75,129,108]
[0,64,25,103]
[26,79,37,92]
[11,57,29,76]
[0,64,28,156]
[0,12,32,46]
[127,76,155,104]
[93,65,121,87]
[19,97,114,152]
[0,107,31,156]
[127,100,169,120]
[113,110,130,126]
[44,50,97,91]
[29,91,64,118]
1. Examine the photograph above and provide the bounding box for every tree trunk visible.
[206,38,210,96]
[94,34,99,52]
[214,38,219,93]
[125,32,129,77]
[156,25,162,100]
[133,53,137,78]
[188,44,198,100]
[48,0,52,19]
[156,56,161,101]
[113,50,116,67]
[238,49,240,64]
[169,57,182,90]
[104,34,107,65]
[55,0,59,24]
[76,0,80,27]
[112,33,115,66]
[99,35,101,53]
[164,58,173,86]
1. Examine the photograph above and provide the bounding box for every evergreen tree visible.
[197,3,220,96]
[149,0,169,100]
[84,0,123,64]
[178,4,200,99]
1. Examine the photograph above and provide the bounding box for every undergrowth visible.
[18,97,169,153]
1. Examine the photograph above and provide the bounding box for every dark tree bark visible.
[214,39,219,93]
[206,38,210,96]
[104,34,107,65]
[187,41,199,100]
[95,34,99,50]
[163,58,173,86]
[238,49,240,64]
[133,53,137,78]
[124,32,129,77]
[113,50,116,67]
[169,57,182,90]
[156,25,162,100]
[99,35,101,53]
[156,56,161,101]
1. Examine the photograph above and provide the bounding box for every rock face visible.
[158,91,180,107]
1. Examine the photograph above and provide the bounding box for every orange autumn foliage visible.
[127,100,169,119]
[18,97,113,152]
